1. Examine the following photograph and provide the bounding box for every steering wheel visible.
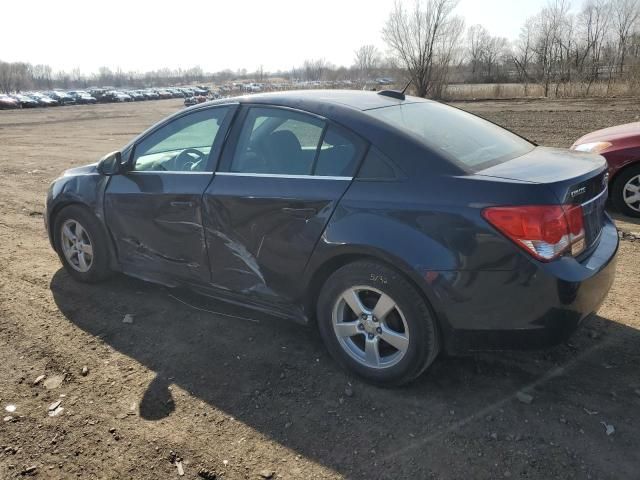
[172,148,206,171]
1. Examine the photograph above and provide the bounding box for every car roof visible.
[126,89,464,177]
[208,89,430,112]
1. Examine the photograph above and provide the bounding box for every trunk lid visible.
[477,146,609,253]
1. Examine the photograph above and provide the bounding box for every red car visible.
[0,94,20,109]
[572,122,640,217]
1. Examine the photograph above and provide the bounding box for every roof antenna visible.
[377,79,411,101]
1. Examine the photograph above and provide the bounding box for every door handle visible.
[170,201,194,207]
[282,207,317,218]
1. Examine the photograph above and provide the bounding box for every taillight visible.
[482,205,585,261]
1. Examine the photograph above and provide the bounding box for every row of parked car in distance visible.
[0,86,211,109]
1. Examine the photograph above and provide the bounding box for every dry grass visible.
[442,81,640,100]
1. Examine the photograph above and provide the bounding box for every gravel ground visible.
[0,97,639,480]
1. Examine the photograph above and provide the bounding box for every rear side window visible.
[357,146,401,180]
[314,126,365,177]
[273,118,323,149]
[229,107,364,177]
[366,102,534,171]
[230,107,324,175]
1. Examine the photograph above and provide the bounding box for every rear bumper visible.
[433,217,619,354]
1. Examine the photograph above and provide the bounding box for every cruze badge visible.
[570,186,587,198]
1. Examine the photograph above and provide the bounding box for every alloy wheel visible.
[623,174,640,213]
[332,286,409,369]
[60,219,94,273]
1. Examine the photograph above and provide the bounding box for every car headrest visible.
[267,130,302,159]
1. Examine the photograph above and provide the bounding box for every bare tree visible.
[303,58,329,81]
[31,64,52,90]
[2,0,639,98]
[353,44,380,81]
[530,0,570,96]
[71,67,84,88]
[467,24,508,81]
[382,0,464,97]
[0,62,31,92]
[513,22,534,90]
[114,67,126,87]
[550,1,575,96]
[0,59,218,91]
[430,15,465,98]
[484,36,509,79]
[578,0,612,93]
[0,62,13,93]
[467,24,489,79]
[254,65,265,82]
[612,0,640,73]
[56,70,70,89]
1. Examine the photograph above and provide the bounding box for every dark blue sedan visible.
[45,90,618,385]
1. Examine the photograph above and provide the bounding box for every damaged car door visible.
[104,105,235,284]
[203,106,366,310]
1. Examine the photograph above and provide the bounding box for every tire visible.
[611,164,640,218]
[317,260,440,386]
[53,205,112,283]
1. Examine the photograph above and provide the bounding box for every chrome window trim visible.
[215,172,352,181]
[126,171,213,175]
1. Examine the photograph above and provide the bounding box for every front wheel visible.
[54,205,112,283]
[317,260,440,386]
[612,164,640,218]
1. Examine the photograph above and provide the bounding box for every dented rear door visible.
[203,174,353,302]
[202,105,367,304]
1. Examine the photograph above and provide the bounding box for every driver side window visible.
[132,107,230,172]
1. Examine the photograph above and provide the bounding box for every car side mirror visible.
[97,151,123,176]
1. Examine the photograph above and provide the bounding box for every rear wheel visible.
[317,260,440,386]
[612,164,640,218]
[54,205,112,283]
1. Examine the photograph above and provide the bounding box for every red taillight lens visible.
[482,205,585,261]
[564,204,584,236]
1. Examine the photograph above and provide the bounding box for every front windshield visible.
[366,102,534,171]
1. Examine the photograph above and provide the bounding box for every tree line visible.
[379,0,640,97]
[1,0,639,98]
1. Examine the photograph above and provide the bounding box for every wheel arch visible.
[609,159,640,188]
[304,252,369,321]
[49,201,120,270]
[303,248,445,340]
[48,200,91,249]
[609,160,640,216]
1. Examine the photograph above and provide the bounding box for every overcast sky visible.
[1,0,553,74]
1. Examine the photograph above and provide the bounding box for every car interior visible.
[231,114,359,177]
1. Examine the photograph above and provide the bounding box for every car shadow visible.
[50,269,640,479]
[610,210,640,229]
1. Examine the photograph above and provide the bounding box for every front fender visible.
[46,168,118,269]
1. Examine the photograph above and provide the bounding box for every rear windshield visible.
[366,102,534,171]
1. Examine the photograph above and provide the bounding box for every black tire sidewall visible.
[53,205,112,283]
[317,260,439,386]
[612,164,640,218]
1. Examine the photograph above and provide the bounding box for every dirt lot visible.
[1,97,639,480]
